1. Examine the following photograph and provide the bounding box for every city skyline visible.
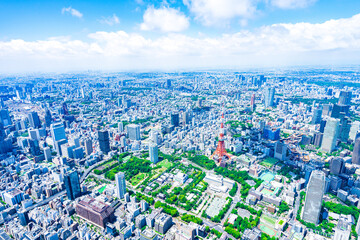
[1,0,360,73]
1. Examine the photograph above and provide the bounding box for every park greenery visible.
[224,213,261,237]
[187,153,216,170]
[93,152,131,175]
[154,201,179,217]
[181,214,203,225]
[165,171,207,211]
[236,202,262,216]
[278,201,290,214]
[104,156,151,181]
[135,192,155,205]
[229,183,238,197]
[324,201,360,220]
[214,167,262,198]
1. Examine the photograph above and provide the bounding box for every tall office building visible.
[118,121,124,132]
[115,172,126,199]
[149,142,159,164]
[28,111,41,129]
[331,104,350,118]
[330,158,344,175]
[44,108,52,127]
[44,146,52,161]
[166,79,171,88]
[64,171,81,200]
[311,107,322,124]
[18,209,30,226]
[98,130,110,154]
[302,170,325,224]
[51,123,67,154]
[321,118,340,153]
[170,113,180,127]
[250,94,256,111]
[355,215,360,236]
[349,121,360,141]
[274,141,287,161]
[339,117,351,142]
[352,138,360,165]
[62,102,69,115]
[264,87,275,108]
[0,109,11,127]
[51,123,67,142]
[84,138,93,155]
[127,124,140,140]
[338,91,352,105]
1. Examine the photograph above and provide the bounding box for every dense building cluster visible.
[0,69,360,240]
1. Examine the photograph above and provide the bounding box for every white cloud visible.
[61,7,83,18]
[1,14,360,72]
[271,0,317,9]
[99,14,120,26]
[140,6,189,32]
[183,0,257,26]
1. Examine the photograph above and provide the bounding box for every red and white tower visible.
[211,113,232,166]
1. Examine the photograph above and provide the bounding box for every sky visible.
[1,0,360,73]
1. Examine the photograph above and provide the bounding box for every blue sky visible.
[1,0,360,73]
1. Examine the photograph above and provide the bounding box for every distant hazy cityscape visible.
[0,68,360,240]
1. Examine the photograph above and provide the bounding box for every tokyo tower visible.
[211,113,232,166]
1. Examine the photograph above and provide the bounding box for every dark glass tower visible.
[64,170,81,200]
[98,130,110,154]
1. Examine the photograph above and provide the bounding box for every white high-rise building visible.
[149,142,159,164]
[355,214,360,235]
[115,172,126,199]
[150,130,159,144]
[44,147,52,161]
[321,118,340,153]
[264,87,275,108]
[349,121,360,141]
[118,122,124,132]
[127,124,140,140]
[302,170,325,224]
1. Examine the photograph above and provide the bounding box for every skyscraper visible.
[339,117,351,142]
[115,172,126,199]
[51,123,67,154]
[349,121,360,141]
[84,138,93,155]
[338,91,352,105]
[321,118,340,153]
[302,170,325,224]
[0,109,11,127]
[98,130,110,154]
[149,142,159,164]
[264,87,275,108]
[28,111,41,129]
[330,158,344,175]
[64,170,81,200]
[250,94,256,111]
[311,107,322,124]
[51,123,67,142]
[355,214,360,236]
[127,124,140,140]
[170,113,180,127]
[44,108,52,127]
[352,138,360,165]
